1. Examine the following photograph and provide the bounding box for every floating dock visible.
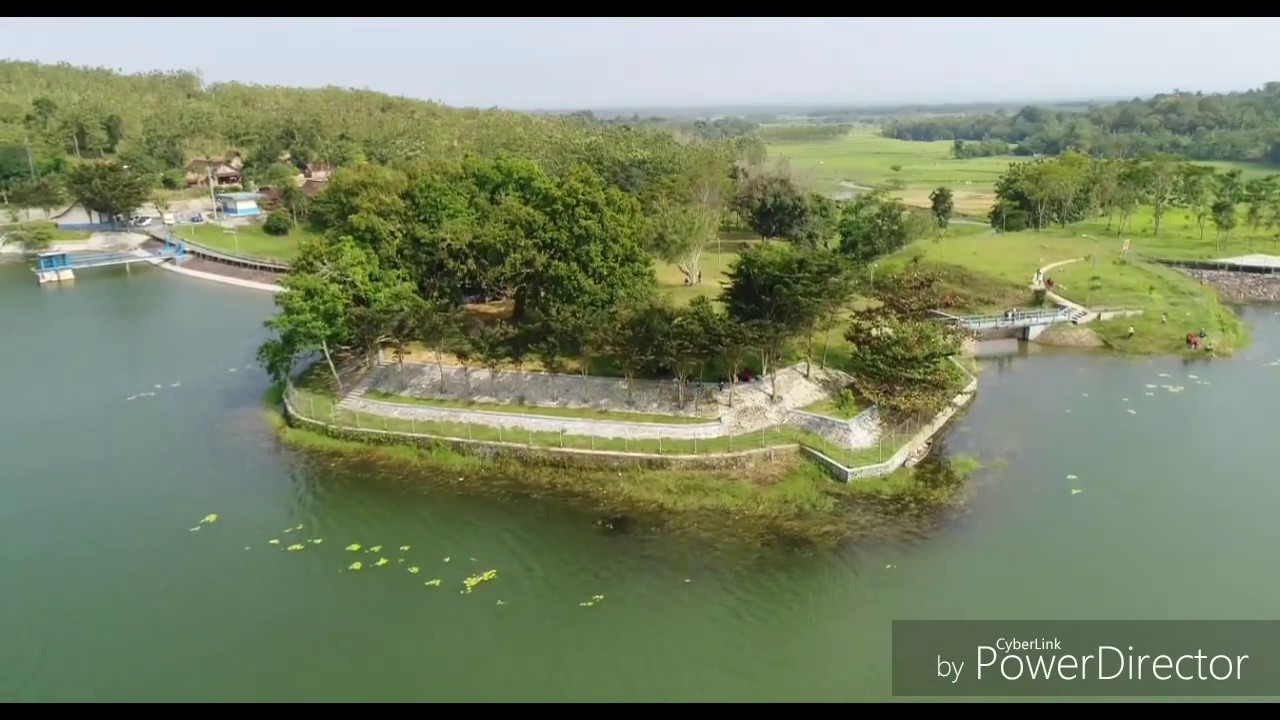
[34,237,186,284]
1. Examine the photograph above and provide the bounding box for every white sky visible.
[2,17,1278,110]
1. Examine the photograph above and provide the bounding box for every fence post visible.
[355,411,361,429]
[410,417,415,433]
[528,429,532,447]
[658,436,663,455]
[590,435,595,451]
[729,433,733,453]
[498,426,502,443]
[467,422,472,440]
[382,415,387,430]
[309,397,315,418]
[693,437,697,454]
[559,428,564,448]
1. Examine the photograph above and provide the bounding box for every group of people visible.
[1031,270,1057,290]
[717,368,756,392]
[1185,328,1212,352]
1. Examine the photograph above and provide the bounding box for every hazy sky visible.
[3,17,1279,110]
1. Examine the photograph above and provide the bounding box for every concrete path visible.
[1034,257,1093,322]
[127,248,284,293]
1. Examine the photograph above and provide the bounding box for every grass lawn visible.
[1074,205,1280,262]
[362,390,717,424]
[173,220,321,261]
[885,229,1248,355]
[654,230,757,306]
[766,129,1280,224]
[799,390,865,420]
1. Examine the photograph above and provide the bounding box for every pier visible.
[34,236,186,285]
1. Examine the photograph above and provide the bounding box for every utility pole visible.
[207,167,217,221]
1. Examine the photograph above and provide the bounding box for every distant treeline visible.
[755,124,852,143]
[800,100,1097,126]
[882,83,1280,162]
[559,110,760,141]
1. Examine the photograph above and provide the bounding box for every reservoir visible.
[2,261,1278,702]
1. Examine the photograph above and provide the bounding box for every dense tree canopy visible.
[0,60,757,214]
[986,151,1280,251]
[882,82,1280,162]
[845,265,964,418]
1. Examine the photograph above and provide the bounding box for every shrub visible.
[263,212,292,236]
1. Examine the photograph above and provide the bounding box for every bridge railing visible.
[147,229,291,272]
[946,307,1071,328]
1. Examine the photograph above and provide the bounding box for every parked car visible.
[130,215,153,227]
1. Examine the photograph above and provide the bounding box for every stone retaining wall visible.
[846,377,977,481]
[785,407,880,449]
[283,395,787,471]
[341,395,726,440]
[367,362,717,418]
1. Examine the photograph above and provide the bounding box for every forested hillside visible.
[0,60,764,204]
[881,82,1280,162]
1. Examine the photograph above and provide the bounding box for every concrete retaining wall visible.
[803,361,980,483]
[845,377,978,481]
[283,395,788,471]
[342,395,726,440]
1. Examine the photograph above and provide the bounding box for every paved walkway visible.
[128,248,284,293]
[1034,257,1093,322]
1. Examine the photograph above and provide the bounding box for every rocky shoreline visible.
[1182,269,1280,304]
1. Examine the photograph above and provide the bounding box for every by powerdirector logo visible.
[892,620,1280,697]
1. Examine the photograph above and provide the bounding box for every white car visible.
[130,215,153,227]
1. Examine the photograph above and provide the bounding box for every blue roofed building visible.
[214,192,265,217]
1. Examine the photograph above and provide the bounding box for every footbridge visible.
[934,307,1078,340]
[33,236,186,285]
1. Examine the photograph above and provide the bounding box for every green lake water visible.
[2,260,1280,702]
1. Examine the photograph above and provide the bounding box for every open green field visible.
[765,130,1020,217]
[766,129,1280,221]
[170,220,320,261]
[884,230,1248,355]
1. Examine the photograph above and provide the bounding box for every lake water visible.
[2,261,1279,702]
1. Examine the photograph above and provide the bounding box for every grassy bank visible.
[1074,205,1280,262]
[883,230,1248,356]
[170,221,320,261]
[262,383,980,546]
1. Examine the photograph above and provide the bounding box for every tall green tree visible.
[65,160,152,223]
[928,186,954,230]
